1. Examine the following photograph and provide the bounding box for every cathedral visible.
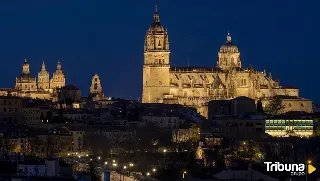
[15,58,65,91]
[0,58,66,100]
[142,6,312,116]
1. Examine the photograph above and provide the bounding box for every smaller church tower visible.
[50,60,65,89]
[15,58,37,91]
[90,74,102,95]
[217,32,242,71]
[38,61,50,89]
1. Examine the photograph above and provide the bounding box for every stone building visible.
[38,61,50,90]
[16,58,65,91]
[142,5,311,117]
[50,60,65,89]
[11,58,66,100]
[15,58,37,91]
[90,74,103,95]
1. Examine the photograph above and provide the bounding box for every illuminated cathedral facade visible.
[0,58,66,100]
[15,58,65,91]
[142,6,312,116]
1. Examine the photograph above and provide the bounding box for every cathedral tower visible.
[15,58,37,91]
[90,74,102,95]
[142,5,170,103]
[38,61,50,89]
[217,32,242,71]
[50,60,65,89]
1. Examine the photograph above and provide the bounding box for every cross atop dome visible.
[226,32,232,43]
[41,61,46,71]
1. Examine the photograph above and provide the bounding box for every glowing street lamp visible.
[104,161,108,165]
[123,166,127,169]
[146,172,150,176]
[97,156,101,160]
[183,170,187,179]
[152,168,156,177]
[113,160,116,163]
[163,149,167,153]
[163,149,167,161]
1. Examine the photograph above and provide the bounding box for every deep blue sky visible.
[0,0,319,101]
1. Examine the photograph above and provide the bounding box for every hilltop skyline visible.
[0,0,318,101]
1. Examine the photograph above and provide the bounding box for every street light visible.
[152,168,156,177]
[146,172,150,176]
[124,166,127,169]
[163,149,167,153]
[113,160,116,163]
[129,163,134,176]
[306,160,312,181]
[97,156,101,160]
[183,171,187,179]
[104,161,108,165]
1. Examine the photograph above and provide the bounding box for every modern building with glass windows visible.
[265,119,313,137]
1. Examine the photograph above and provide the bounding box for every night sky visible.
[0,0,319,101]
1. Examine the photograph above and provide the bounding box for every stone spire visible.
[269,72,272,80]
[153,4,160,23]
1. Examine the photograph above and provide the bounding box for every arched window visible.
[94,83,98,89]
[184,91,188,97]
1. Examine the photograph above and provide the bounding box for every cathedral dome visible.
[149,22,165,33]
[17,73,35,81]
[219,32,239,53]
[148,5,165,33]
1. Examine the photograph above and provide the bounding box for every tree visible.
[45,133,60,157]
[88,161,101,181]
[256,99,264,114]
[264,96,285,115]
[121,104,127,119]
[316,125,320,136]
[83,133,110,157]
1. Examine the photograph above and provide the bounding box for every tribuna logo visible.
[264,162,305,176]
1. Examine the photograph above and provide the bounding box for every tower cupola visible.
[217,32,242,70]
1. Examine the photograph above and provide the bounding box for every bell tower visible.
[142,5,170,103]
[38,61,50,89]
[50,60,65,89]
[90,74,102,95]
